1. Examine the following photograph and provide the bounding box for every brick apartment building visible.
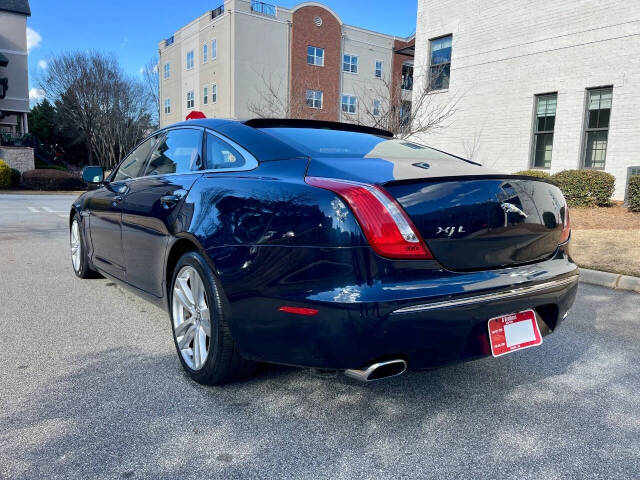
[158,0,415,129]
[412,0,640,199]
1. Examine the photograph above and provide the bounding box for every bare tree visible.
[41,51,153,169]
[141,57,160,127]
[346,63,462,138]
[461,124,485,162]
[247,67,324,119]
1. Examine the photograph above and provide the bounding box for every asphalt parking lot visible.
[0,193,639,480]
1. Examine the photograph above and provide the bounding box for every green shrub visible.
[21,169,86,190]
[627,175,640,212]
[552,169,615,207]
[0,160,10,188]
[514,169,552,179]
[10,168,21,188]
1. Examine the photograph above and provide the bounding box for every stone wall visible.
[0,146,35,173]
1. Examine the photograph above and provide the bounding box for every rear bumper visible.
[212,244,579,370]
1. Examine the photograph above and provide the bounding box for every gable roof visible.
[0,0,31,16]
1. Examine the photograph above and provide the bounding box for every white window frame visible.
[307,46,324,67]
[203,86,208,105]
[164,98,171,114]
[187,90,194,109]
[306,89,323,109]
[373,99,381,116]
[186,50,194,70]
[211,39,217,60]
[375,60,383,78]
[163,62,170,80]
[341,94,357,114]
[343,54,358,74]
[203,44,208,63]
[212,83,217,103]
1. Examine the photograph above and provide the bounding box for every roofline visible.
[243,118,394,138]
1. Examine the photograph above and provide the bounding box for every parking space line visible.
[27,207,40,213]
[42,207,67,213]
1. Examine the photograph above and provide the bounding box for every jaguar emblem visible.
[500,202,528,218]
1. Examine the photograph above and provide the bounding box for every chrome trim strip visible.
[391,275,579,314]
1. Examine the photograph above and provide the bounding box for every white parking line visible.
[28,207,39,213]
[42,206,67,213]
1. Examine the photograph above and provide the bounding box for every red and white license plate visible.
[488,309,542,357]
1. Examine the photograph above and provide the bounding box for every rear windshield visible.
[260,127,388,157]
[259,127,467,163]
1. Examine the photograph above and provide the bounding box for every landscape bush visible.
[627,175,640,212]
[551,169,615,207]
[10,168,21,188]
[0,159,10,188]
[514,169,552,179]
[21,169,86,191]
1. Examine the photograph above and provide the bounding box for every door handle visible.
[111,195,123,207]
[160,194,181,209]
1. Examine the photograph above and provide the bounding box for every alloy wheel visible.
[70,219,81,272]
[172,266,211,370]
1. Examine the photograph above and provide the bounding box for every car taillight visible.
[559,204,571,244]
[306,176,433,260]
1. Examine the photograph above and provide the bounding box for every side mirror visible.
[82,166,104,184]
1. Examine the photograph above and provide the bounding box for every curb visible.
[579,268,640,294]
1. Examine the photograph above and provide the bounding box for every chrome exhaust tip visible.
[344,359,407,382]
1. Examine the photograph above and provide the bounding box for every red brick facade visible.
[391,37,415,106]
[290,6,342,121]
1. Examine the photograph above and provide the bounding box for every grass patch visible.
[570,205,639,276]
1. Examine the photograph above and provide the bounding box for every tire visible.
[169,251,255,385]
[70,213,98,279]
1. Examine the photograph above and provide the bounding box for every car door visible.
[87,136,157,279]
[120,127,205,297]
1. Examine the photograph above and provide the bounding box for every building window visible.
[307,46,324,66]
[401,63,413,90]
[212,39,217,60]
[163,63,170,80]
[186,50,194,70]
[306,89,323,109]
[343,54,358,74]
[203,44,208,63]
[187,90,194,109]
[583,87,612,169]
[212,83,217,103]
[373,99,381,116]
[531,93,557,169]
[429,35,452,90]
[375,60,383,78]
[164,98,171,114]
[203,86,208,105]
[341,95,357,114]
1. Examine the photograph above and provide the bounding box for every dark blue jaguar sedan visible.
[70,118,578,385]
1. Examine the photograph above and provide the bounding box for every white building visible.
[412,0,640,199]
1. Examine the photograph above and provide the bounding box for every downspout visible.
[339,32,344,121]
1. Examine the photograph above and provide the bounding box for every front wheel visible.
[170,251,255,385]
[70,214,98,279]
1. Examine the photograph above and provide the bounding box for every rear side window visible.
[144,129,203,176]
[113,136,157,181]
[205,132,246,170]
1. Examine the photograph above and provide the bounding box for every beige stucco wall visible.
[340,26,395,124]
[0,11,29,115]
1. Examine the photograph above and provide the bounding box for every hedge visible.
[0,159,10,188]
[551,169,615,207]
[514,170,552,179]
[10,168,21,188]
[627,175,640,212]
[21,169,86,190]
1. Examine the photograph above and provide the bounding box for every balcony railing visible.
[165,36,174,47]
[251,1,276,17]
[211,5,224,19]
